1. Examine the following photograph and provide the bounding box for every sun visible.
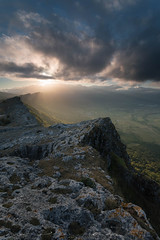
[39,79,56,86]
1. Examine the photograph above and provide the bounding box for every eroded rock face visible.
[0,96,38,126]
[0,97,159,239]
[81,118,130,168]
[0,117,130,167]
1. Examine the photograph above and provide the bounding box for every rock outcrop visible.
[0,97,159,239]
[0,97,38,126]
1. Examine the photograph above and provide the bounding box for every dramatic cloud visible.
[27,21,114,78]
[0,62,52,79]
[0,0,160,83]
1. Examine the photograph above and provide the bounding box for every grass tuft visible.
[81,177,96,189]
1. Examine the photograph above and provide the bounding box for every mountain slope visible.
[0,97,159,239]
[25,103,62,127]
[0,92,16,102]
[0,96,38,127]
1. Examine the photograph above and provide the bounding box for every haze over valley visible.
[1,84,160,184]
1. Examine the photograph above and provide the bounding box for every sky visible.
[0,0,160,89]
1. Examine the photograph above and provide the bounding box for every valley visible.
[19,86,160,184]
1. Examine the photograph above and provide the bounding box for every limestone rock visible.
[0,97,159,239]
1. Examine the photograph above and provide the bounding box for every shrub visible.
[3,202,13,208]
[9,174,20,184]
[41,228,55,240]
[30,217,40,226]
[84,200,101,216]
[68,222,85,235]
[52,188,72,195]
[81,177,96,189]
[48,197,57,204]
[26,206,32,212]
[11,225,21,233]
[104,197,120,210]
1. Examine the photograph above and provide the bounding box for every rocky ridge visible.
[0,96,38,126]
[0,97,159,240]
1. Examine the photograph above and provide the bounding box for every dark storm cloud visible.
[107,9,160,82]
[22,1,116,78]
[1,0,160,82]
[27,20,114,77]
[0,62,51,79]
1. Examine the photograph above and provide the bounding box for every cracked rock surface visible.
[0,97,159,239]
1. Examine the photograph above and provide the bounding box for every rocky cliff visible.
[0,97,159,240]
[0,96,38,126]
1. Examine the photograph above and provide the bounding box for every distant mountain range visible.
[0,92,16,102]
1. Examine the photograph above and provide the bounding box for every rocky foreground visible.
[0,97,159,240]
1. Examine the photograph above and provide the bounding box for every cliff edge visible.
[0,97,159,239]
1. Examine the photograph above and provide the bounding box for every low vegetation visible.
[81,177,96,189]
[9,173,21,184]
[68,221,85,236]
[48,197,58,204]
[104,197,120,210]
[52,188,73,195]
[30,217,40,226]
[0,115,11,126]
[84,200,101,216]
[128,142,160,184]
[0,220,21,233]
[41,228,55,240]
[3,202,13,208]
